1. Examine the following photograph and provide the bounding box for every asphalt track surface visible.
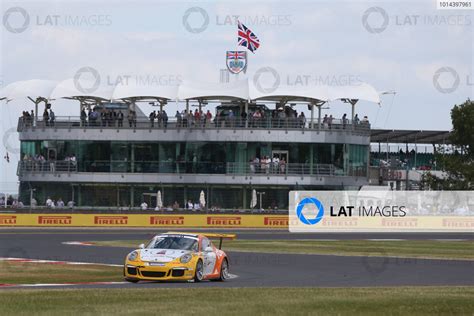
[0,228,473,289]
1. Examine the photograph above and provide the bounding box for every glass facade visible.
[18,182,334,210]
[20,140,367,176]
[19,140,368,209]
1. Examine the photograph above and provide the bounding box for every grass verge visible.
[90,239,474,260]
[0,261,123,284]
[0,287,473,315]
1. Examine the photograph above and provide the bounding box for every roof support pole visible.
[245,101,249,128]
[310,104,314,129]
[350,99,358,130]
[186,99,189,112]
[317,104,321,130]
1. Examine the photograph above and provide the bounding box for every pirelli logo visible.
[442,218,474,228]
[321,217,358,227]
[0,215,17,225]
[207,216,241,226]
[38,216,72,225]
[382,218,418,227]
[264,216,288,226]
[150,216,184,226]
[94,216,128,225]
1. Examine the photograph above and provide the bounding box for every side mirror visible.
[139,243,145,249]
[204,246,213,252]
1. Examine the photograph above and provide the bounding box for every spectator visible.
[149,111,156,128]
[46,196,53,208]
[323,114,328,128]
[80,108,88,126]
[205,110,212,127]
[175,111,182,127]
[172,201,180,210]
[279,157,286,173]
[249,158,256,173]
[140,201,148,210]
[298,112,306,128]
[43,109,49,127]
[162,110,168,128]
[342,113,347,129]
[354,114,360,125]
[57,198,65,208]
[49,109,56,127]
[241,110,247,127]
[117,110,124,127]
[328,115,333,129]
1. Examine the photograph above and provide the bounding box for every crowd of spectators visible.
[21,106,369,131]
[249,156,287,174]
[22,153,77,172]
[0,195,24,208]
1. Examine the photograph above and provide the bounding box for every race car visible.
[124,232,235,282]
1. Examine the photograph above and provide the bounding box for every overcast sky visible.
[0,0,472,194]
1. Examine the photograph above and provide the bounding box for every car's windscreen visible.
[147,236,198,251]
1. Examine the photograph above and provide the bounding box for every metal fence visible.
[17,160,362,177]
[18,116,371,133]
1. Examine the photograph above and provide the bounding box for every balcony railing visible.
[18,116,371,133]
[18,160,367,177]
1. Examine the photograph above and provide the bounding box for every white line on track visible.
[0,282,128,288]
[62,241,96,246]
[0,257,122,267]
[367,239,406,241]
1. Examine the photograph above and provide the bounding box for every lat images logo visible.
[296,197,325,225]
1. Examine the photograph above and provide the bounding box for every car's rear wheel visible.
[194,259,204,282]
[218,259,229,281]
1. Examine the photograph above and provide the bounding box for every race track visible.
[1,228,473,289]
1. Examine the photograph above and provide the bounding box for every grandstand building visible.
[3,79,450,210]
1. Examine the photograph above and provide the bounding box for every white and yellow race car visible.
[124,232,235,282]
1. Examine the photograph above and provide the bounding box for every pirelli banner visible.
[0,214,290,228]
[289,190,474,233]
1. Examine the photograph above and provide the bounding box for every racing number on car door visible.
[201,237,217,276]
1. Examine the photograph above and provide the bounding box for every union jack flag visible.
[238,21,260,53]
[226,51,246,60]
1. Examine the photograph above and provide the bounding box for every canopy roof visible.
[50,79,115,102]
[0,79,57,102]
[370,129,452,144]
[1,78,382,104]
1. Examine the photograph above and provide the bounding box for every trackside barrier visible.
[0,214,472,231]
[0,214,290,228]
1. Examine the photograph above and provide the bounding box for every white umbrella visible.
[199,190,206,209]
[155,190,163,211]
[250,189,257,208]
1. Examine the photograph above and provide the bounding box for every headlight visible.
[128,251,139,261]
[180,254,192,263]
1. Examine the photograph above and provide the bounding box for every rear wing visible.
[166,232,236,249]
[205,233,236,250]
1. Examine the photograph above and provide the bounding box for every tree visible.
[422,99,473,189]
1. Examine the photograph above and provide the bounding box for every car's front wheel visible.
[194,259,204,282]
[125,278,139,283]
